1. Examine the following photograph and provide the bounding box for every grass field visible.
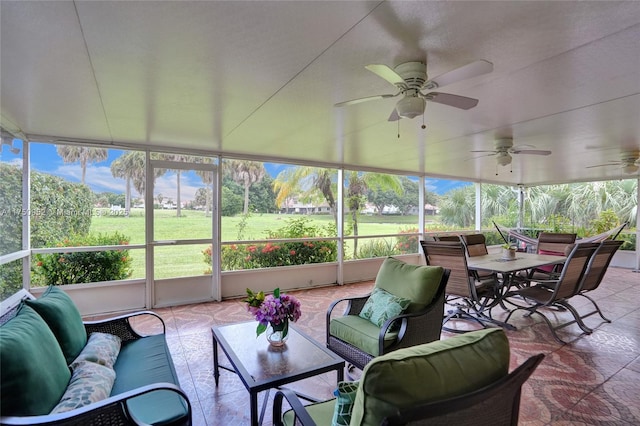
[90,209,427,278]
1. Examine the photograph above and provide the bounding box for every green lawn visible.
[89,209,425,278]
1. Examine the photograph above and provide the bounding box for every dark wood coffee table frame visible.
[212,321,345,426]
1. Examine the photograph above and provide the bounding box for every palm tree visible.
[55,145,108,184]
[273,167,338,219]
[439,186,476,228]
[223,160,266,214]
[345,171,403,256]
[194,158,215,216]
[110,151,150,213]
[274,167,402,256]
[156,154,197,217]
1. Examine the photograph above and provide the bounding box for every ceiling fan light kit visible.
[586,151,640,174]
[335,59,493,122]
[496,151,512,166]
[396,96,425,119]
[470,137,552,167]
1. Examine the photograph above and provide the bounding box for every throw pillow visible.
[359,287,411,327]
[26,285,87,364]
[50,360,116,414]
[73,332,122,368]
[331,381,359,426]
[0,305,71,416]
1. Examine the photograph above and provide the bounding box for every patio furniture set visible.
[0,231,622,425]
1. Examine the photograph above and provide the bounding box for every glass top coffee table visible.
[212,321,345,426]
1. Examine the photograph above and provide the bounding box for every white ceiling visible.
[1,1,639,186]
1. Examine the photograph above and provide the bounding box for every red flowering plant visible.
[244,287,302,338]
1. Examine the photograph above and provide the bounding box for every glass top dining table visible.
[466,252,566,274]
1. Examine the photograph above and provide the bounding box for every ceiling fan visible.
[586,151,640,174]
[470,138,552,166]
[334,59,493,121]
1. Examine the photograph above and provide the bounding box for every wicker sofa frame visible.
[0,289,191,426]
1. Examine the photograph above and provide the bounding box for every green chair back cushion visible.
[350,328,510,426]
[374,257,444,313]
[26,285,87,363]
[0,305,71,416]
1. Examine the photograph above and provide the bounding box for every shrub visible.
[32,232,132,285]
[395,227,419,254]
[357,239,399,259]
[208,217,338,271]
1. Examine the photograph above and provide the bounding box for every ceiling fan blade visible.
[388,108,401,122]
[426,60,493,89]
[586,162,621,169]
[469,150,498,153]
[511,149,552,155]
[334,93,398,107]
[365,64,406,87]
[425,92,479,110]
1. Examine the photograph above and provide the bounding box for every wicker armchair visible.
[275,328,544,426]
[326,257,449,371]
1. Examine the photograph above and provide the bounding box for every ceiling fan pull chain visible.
[397,120,400,139]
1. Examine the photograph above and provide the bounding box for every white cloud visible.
[3,158,23,167]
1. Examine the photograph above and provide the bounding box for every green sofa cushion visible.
[350,328,510,426]
[358,287,411,327]
[112,334,188,425]
[329,315,399,357]
[0,305,71,416]
[374,257,444,313]
[26,285,87,364]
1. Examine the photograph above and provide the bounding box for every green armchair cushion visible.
[329,315,399,356]
[26,285,87,363]
[358,287,410,327]
[374,257,444,314]
[350,328,510,426]
[0,305,71,416]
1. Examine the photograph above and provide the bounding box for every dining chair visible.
[574,239,624,328]
[460,233,489,257]
[530,232,577,278]
[503,242,600,343]
[420,240,502,332]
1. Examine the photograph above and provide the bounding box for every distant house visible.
[405,203,439,215]
[279,198,331,214]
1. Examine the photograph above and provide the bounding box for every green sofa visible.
[0,287,191,426]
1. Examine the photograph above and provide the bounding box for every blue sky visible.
[2,140,470,202]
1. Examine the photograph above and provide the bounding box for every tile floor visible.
[119,266,640,425]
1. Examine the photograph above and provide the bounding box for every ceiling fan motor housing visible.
[393,62,427,89]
